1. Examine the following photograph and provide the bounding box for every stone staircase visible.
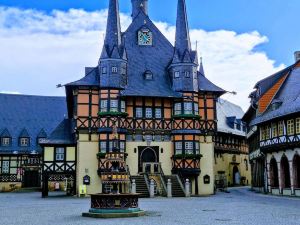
[131,175,149,198]
[165,175,185,197]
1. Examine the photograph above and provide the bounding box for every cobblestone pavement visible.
[0,187,300,225]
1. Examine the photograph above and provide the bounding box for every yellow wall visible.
[214,153,252,186]
[126,142,173,175]
[198,136,215,195]
[0,182,22,192]
[66,147,76,161]
[44,147,54,161]
[76,134,102,196]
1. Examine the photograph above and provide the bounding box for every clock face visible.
[138,29,153,46]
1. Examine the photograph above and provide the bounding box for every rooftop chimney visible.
[295,51,300,62]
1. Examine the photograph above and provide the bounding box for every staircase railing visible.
[158,164,167,196]
[175,173,186,196]
[143,173,150,194]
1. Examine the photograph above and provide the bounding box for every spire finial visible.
[131,0,148,19]
[101,0,122,58]
[174,0,191,57]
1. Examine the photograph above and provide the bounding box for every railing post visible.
[167,179,172,198]
[185,179,190,197]
[150,179,155,198]
[131,179,136,194]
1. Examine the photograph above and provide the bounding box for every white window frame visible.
[194,103,199,115]
[296,118,300,134]
[100,100,108,112]
[155,108,162,119]
[55,148,65,161]
[136,108,143,118]
[121,101,126,113]
[1,138,10,146]
[184,71,190,78]
[278,121,284,136]
[287,120,295,135]
[20,138,29,147]
[174,103,182,115]
[102,67,107,74]
[185,142,194,154]
[110,100,118,112]
[100,142,107,153]
[184,102,193,115]
[175,142,182,155]
[174,71,180,78]
[2,161,9,174]
[112,66,118,73]
[120,142,125,152]
[145,108,153,119]
[195,142,200,155]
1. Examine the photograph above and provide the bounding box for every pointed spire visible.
[102,0,122,58]
[131,0,148,19]
[174,0,191,58]
[199,57,205,76]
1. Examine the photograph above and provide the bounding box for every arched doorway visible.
[280,156,291,188]
[293,154,300,188]
[138,146,159,173]
[233,166,240,186]
[269,158,279,188]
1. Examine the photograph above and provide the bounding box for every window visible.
[20,138,29,147]
[184,102,193,114]
[1,138,10,146]
[100,100,108,112]
[278,121,284,136]
[194,103,199,115]
[272,123,278,138]
[145,71,153,80]
[296,118,300,134]
[121,67,126,75]
[120,142,125,152]
[175,142,182,155]
[55,148,65,161]
[287,120,295,135]
[118,101,125,113]
[185,142,193,154]
[109,142,113,152]
[174,103,181,115]
[195,142,200,155]
[136,108,143,118]
[110,100,118,112]
[174,71,180,78]
[2,161,9,174]
[145,108,153,118]
[102,67,107,74]
[112,66,118,73]
[155,108,162,119]
[265,126,270,140]
[184,71,190,78]
[100,142,107,153]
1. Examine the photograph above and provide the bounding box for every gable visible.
[258,72,289,113]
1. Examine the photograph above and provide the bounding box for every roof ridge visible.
[0,93,65,98]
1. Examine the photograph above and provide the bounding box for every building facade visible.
[244,52,300,196]
[214,99,251,189]
[41,0,228,197]
[0,94,66,192]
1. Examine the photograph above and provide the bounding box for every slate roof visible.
[0,94,67,154]
[217,99,246,136]
[65,68,99,87]
[250,66,300,125]
[198,72,226,94]
[41,119,76,145]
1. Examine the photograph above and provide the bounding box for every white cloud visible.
[0,7,284,110]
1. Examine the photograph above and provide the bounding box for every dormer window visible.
[102,67,107,74]
[144,71,153,80]
[174,71,180,79]
[112,66,118,73]
[184,71,190,78]
[1,138,10,146]
[20,138,29,147]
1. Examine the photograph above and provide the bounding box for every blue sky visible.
[0,0,298,109]
[0,0,299,65]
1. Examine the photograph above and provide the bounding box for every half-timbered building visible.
[214,99,251,188]
[40,0,229,197]
[0,94,66,191]
[244,52,300,196]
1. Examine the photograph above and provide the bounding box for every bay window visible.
[175,142,182,155]
[174,103,181,115]
[100,100,108,112]
[185,142,193,154]
[110,100,118,112]
[184,102,193,114]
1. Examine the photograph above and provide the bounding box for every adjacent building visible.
[214,99,251,189]
[243,52,300,196]
[0,94,66,191]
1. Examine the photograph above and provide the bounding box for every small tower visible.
[99,0,127,89]
[131,0,148,19]
[169,0,198,92]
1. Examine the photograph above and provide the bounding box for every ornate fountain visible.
[82,124,145,218]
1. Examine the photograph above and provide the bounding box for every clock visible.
[138,29,153,46]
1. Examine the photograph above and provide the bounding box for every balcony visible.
[172,155,201,175]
